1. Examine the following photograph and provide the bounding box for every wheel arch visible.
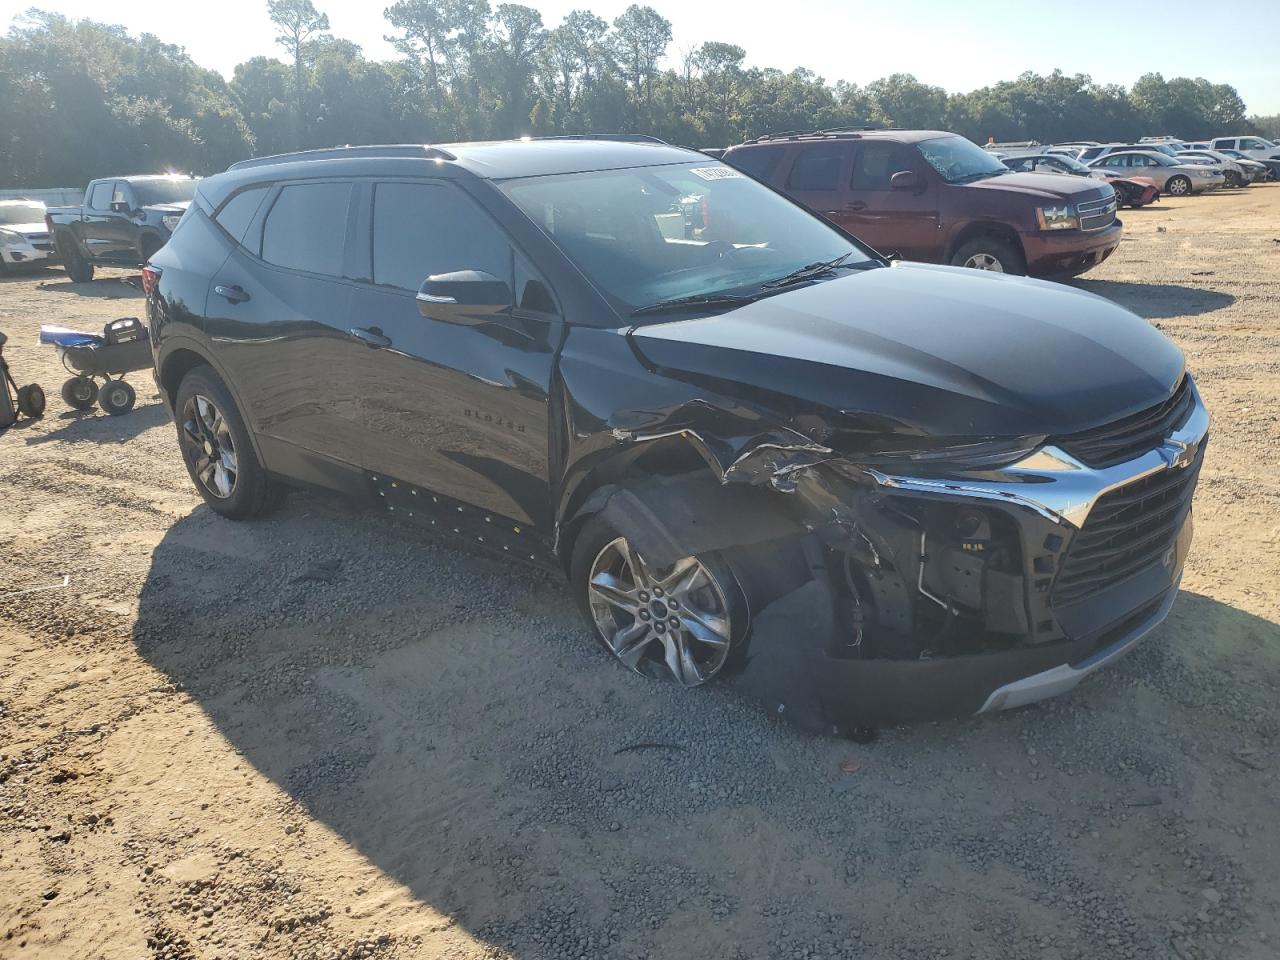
[944,220,1025,264]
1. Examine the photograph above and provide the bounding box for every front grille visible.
[1055,377,1193,468]
[32,242,52,251]
[1051,446,1203,606]
[1078,194,1117,231]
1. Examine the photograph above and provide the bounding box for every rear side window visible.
[261,182,352,276]
[372,182,510,292]
[88,182,112,210]
[787,144,846,191]
[1079,147,1103,162]
[215,187,270,246]
[850,142,916,190]
[725,147,784,183]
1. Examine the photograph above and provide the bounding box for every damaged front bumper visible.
[721,381,1209,731]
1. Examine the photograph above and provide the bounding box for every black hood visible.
[628,262,1185,442]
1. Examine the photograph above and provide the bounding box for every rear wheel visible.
[61,376,98,410]
[1166,175,1192,197]
[61,239,94,283]
[98,379,136,416]
[174,365,284,519]
[950,235,1026,275]
[570,514,744,687]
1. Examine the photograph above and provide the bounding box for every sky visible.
[3,0,1277,115]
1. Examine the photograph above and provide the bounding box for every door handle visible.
[847,201,867,211]
[214,284,250,304]
[349,326,392,349]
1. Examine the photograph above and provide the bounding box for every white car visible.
[1210,135,1280,163]
[1177,149,1266,186]
[1088,151,1224,195]
[0,199,55,274]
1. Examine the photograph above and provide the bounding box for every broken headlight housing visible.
[854,436,1045,473]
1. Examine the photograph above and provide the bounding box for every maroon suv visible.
[723,130,1121,277]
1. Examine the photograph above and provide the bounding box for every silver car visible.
[1177,149,1266,186]
[1087,150,1223,196]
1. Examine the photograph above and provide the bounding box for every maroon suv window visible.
[787,144,847,191]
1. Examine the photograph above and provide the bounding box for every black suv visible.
[145,140,1206,732]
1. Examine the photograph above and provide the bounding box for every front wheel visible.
[570,514,744,687]
[1166,175,1192,197]
[174,365,284,519]
[61,376,98,410]
[1224,170,1241,188]
[949,235,1026,275]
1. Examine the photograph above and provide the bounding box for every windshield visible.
[132,179,197,206]
[1045,155,1090,174]
[1151,154,1178,167]
[499,162,876,317]
[0,203,45,225]
[917,136,1009,183]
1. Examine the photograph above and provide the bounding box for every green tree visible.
[266,0,330,147]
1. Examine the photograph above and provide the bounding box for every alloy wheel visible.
[963,253,1004,272]
[181,394,238,499]
[1168,177,1190,196]
[586,536,733,686]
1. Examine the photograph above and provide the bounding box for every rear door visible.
[779,142,854,233]
[79,181,117,260]
[842,141,940,262]
[344,179,560,531]
[204,178,369,472]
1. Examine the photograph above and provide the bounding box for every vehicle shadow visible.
[23,398,168,445]
[129,502,1280,957]
[36,276,144,299]
[1068,279,1235,319]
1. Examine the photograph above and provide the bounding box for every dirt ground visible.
[1,186,1278,960]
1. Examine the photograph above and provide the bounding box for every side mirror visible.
[110,200,130,214]
[889,170,919,190]
[417,270,513,324]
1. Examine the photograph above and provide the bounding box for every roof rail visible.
[535,134,669,145]
[739,126,885,145]
[228,144,457,171]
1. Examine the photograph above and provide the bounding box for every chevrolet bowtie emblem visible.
[1160,439,1196,470]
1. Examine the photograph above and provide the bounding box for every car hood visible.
[628,262,1185,444]
[143,202,191,214]
[0,221,49,237]
[961,171,1111,203]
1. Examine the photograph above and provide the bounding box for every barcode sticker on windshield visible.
[689,167,743,181]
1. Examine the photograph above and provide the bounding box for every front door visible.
[781,142,854,237]
[840,141,941,262]
[345,179,560,535]
[79,181,118,261]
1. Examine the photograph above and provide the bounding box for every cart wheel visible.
[61,376,99,410]
[99,379,136,416]
[17,383,46,418]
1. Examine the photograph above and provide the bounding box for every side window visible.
[261,181,352,277]
[111,183,129,206]
[1079,148,1102,162]
[787,144,847,191]
[215,186,271,247]
[515,254,557,315]
[726,147,784,183]
[1243,138,1268,150]
[372,181,510,292]
[88,182,112,210]
[850,142,916,190]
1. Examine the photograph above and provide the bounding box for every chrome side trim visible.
[976,575,1181,713]
[870,384,1208,529]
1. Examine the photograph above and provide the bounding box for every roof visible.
[729,129,955,150]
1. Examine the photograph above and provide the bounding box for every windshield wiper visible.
[761,252,856,290]
[630,292,756,317]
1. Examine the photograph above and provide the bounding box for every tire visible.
[949,235,1026,275]
[174,364,284,519]
[1166,175,1192,197]
[1224,170,1241,188]
[61,239,94,283]
[61,376,98,410]
[569,511,746,687]
[16,383,45,418]
[98,379,136,416]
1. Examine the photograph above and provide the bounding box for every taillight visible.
[141,265,161,298]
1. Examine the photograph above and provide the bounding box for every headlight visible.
[854,436,1047,473]
[1035,205,1078,231]
[162,213,183,231]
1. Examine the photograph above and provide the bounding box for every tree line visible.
[0,2,1265,187]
